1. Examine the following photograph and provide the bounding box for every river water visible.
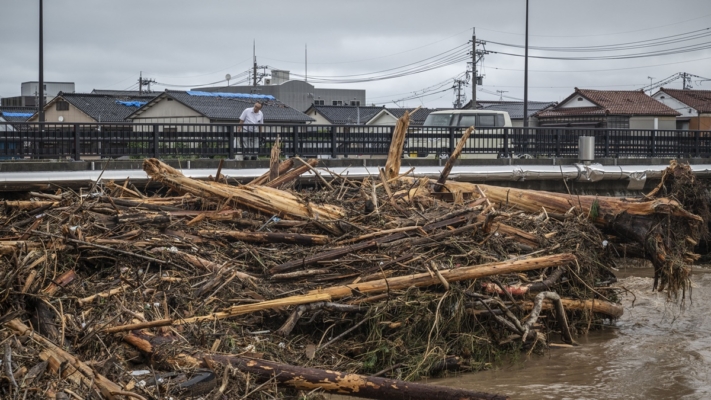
[433,266,711,400]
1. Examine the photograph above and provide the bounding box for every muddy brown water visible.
[331,266,711,400]
[431,266,711,400]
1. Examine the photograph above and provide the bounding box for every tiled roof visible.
[146,91,314,122]
[536,107,607,118]
[539,88,680,118]
[308,105,384,124]
[0,106,35,122]
[59,93,150,122]
[91,90,160,98]
[383,108,441,125]
[658,88,711,113]
[478,101,556,119]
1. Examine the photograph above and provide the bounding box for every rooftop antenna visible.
[496,90,508,101]
[647,76,655,94]
[225,74,231,86]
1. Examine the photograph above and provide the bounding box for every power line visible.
[475,12,711,38]
[490,41,711,61]
[487,55,711,72]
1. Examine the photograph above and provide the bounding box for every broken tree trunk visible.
[430,179,702,297]
[124,331,508,400]
[249,158,295,186]
[384,110,412,179]
[143,158,345,222]
[308,253,576,299]
[264,158,319,188]
[435,126,474,192]
[269,135,281,182]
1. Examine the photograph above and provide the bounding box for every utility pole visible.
[305,44,308,83]
[253,40,257,87]
[647,76,655,95]
[523,0,529,128]
[682,72,688,90]
[38,0,45,122]
[138,72,156,94]
[471,28,476,109]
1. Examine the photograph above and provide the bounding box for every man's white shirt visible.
[240,107,264,131]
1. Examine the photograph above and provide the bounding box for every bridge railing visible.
[0,122,709,160]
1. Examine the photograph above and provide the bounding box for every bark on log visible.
[143,158,345,222]
[4,200,58,210]
[264,158,319,188]
[435,126,474,192]
[520,297,623,318]
[249,158,294,186]
[6,319,128,400]
[123,331,508,400]
[384,110,412,179]
[198,229,329,245]
[270,213,473,273]
[308,253,576,299]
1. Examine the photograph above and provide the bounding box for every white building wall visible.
[651,92,697,118]
[559,95,596,108]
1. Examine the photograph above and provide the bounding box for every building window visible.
[577,97,583,101]
[314,100,325,106]
[350,100,361,106]
[56,100,69,111]
[332,100,343,106]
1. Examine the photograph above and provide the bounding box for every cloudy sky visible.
[1,0,710,108]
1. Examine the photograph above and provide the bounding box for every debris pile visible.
[0,113,703,399]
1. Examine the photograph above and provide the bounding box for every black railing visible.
[0,122,709,160]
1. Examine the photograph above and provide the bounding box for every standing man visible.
[238,102,264,160]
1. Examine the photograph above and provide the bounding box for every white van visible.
[407,110,512,159]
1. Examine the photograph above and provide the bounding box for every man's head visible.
[253,102,263,112]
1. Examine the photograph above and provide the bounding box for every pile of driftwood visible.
[0,113,705,399]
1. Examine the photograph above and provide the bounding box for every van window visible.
[496,114,505,127]
[478,114,496,127]
[458,115,477,127]
[423,114,453,126]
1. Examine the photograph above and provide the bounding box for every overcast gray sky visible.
[1,0,710,108]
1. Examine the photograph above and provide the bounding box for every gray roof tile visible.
[308,105,384,124]
[158,91,314,122]
[59,93,154,122]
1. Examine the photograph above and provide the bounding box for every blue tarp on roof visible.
[2,112,34,117]
[186,91,275,101]
[115,100,147,107]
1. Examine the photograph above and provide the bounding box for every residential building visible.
[197,70,365,112]
[475,101,556,127]
[652,88,711,130]
[535,88,680,129]
[128,90,313,124]
[366,108,440,126]
[27,92,158,124]
[0,106,35,123]
[304,105,384,125]
[1,81,75,108]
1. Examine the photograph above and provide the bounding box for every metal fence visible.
[0,122,710,160]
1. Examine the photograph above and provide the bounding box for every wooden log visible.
[104,318,173,334]
[249,158,294,186]
[270,213,473,274]
[42,269,77,296]
[6,319,128,400]
[77,285,130,306]
[116,211,171,226]
[124,332,508,400]
[174,293,332,325]
[520,297,623,318]
[435,126,474,192]
[384,110,412,179]
[198,229,329,245]
[308,253,576,300]
[264,158,319,188]
[4,200,58,210]
[171,251,257,283]
[101,197,184,211]
[269,135,281,182]
[143,158,345,222]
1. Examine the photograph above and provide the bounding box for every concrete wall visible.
[21,82,74,97]
[629,116,676,130]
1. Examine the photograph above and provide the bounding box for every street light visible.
[523,0,529,128]
[39,0,45,123]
